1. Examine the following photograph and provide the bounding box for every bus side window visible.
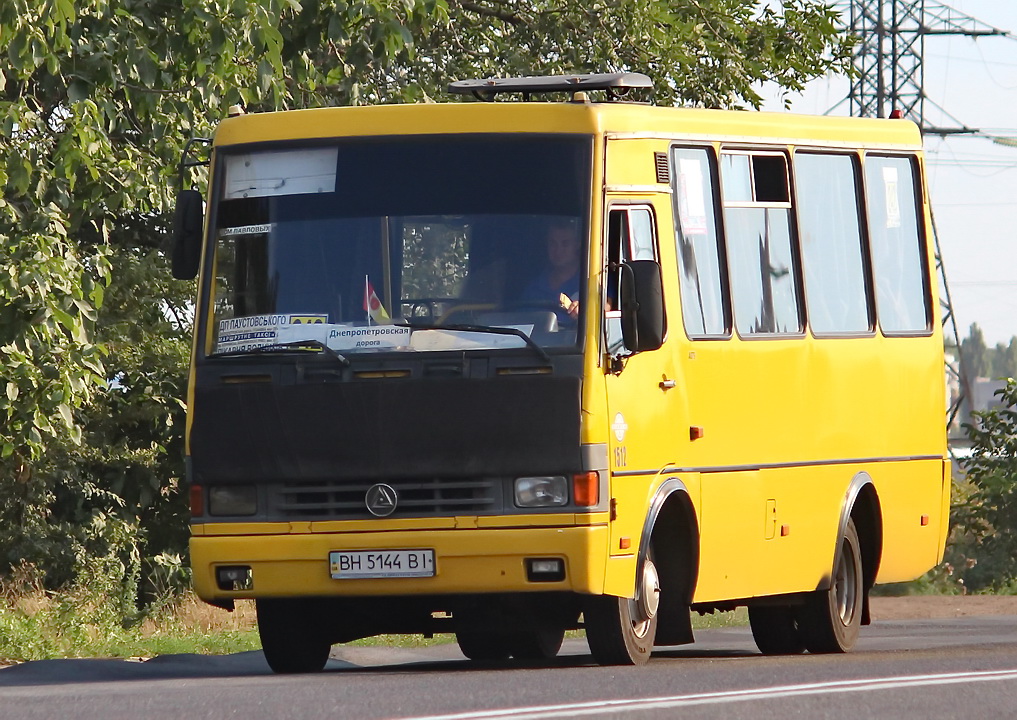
[721,151,802,336]
[606,206,658,355]
[672,146,728,337]
[863,155,931,335]
[794,152,872,335]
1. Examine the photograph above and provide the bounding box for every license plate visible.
[329,549,435,579]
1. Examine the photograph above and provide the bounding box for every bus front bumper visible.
[190,522,610,602]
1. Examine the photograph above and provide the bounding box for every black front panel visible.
[190,374,582,485]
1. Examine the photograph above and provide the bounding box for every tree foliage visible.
[958,323,1017,382]
[1,0,854,599]
[954,380,1017,591]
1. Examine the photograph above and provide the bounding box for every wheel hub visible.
[636,558,661,622]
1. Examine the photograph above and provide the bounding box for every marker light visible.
[514,476,568,507]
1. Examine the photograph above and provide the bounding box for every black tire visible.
[748,605,807,655]
[800,518,864,653]
[584,554,660,665]
[456,630,514,661]
[510,627,566,660]
[256,598,332,674]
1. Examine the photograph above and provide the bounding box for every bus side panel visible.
[694,467,840,603]
[694,471,765,601]
[872,458,949,584]
[693,460,946,603]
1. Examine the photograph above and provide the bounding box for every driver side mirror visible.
[172,189,204,280]
[619,259,665,352]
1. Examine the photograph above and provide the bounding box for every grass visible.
[0,585,750,664]
[0,591,261,664]
[692,607,749,629]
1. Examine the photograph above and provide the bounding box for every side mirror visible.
[619,259,665,352]
[172,189,204,280]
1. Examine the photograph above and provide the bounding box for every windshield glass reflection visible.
[208,135,591,356]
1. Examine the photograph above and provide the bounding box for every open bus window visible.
[720,151,802,336]
[606,206,658,355]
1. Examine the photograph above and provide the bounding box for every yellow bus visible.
[173,73,949,672]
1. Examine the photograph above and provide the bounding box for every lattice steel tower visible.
[837,0,1010,430]
[839,0,1007,133]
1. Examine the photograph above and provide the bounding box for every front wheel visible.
[799,518,864,653]
[256,599,332,673]
[457,626,565,661]
[748,605,806,655]
[584,554,660,665]
[510,626,566,660]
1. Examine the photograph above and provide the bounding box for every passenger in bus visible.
[519,218,581,321]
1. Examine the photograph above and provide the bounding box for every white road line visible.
[398,668,1017,720]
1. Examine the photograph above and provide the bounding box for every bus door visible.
[602,203,680,572]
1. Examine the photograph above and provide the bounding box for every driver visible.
[519,219,581,320]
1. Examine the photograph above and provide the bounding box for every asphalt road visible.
[1,616,1016,720]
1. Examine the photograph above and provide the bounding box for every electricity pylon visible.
[835,0,1011,434]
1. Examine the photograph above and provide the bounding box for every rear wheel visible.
[799,518,864,653]
[256,599,332,673]
[748,605,806,655]
[584,553,660,665]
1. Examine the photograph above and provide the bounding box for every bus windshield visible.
[207,135,592,357]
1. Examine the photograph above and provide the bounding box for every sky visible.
[761,0,1017,347]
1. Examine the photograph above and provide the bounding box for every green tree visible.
[956,379,1017,591]
[1,0,854,599]
[275,0,852,108]
[989,338,1017,380]
[961,323,989,379]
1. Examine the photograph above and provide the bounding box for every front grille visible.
[270,477,502,519]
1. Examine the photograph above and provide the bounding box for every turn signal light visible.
[573,472,599,507]
[190,484,204,517]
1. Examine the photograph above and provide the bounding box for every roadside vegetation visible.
[0,565,259,664]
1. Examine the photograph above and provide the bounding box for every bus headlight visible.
[208,485,258,516]
[514,476,568,508]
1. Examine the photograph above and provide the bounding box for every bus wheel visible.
[456,630,514,661]
[256,599,332,673]
[510,626,566,660]
[800,518,864,653]
[584,554,660,665]
[748,606,806,655]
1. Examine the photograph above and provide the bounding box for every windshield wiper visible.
[209,339,350,367]
[397,321,551,364]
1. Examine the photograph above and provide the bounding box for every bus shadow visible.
[0,639,760,687]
